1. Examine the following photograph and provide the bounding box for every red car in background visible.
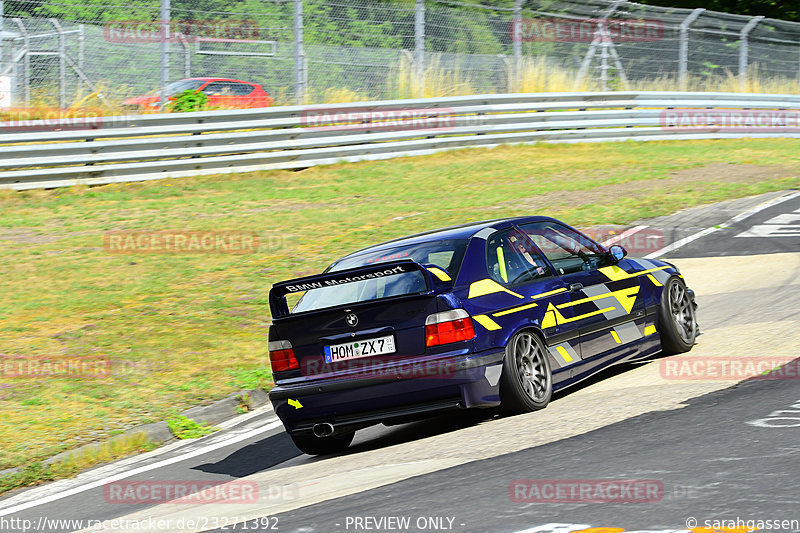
[122,78,274,110]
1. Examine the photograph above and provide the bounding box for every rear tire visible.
[500,330,552,413]
[290,431,355,456]
[657,277,697,355]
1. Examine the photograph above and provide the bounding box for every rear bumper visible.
[269,348,504,434]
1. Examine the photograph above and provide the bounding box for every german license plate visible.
[324,335,396,363]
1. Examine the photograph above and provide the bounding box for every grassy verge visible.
[0,138,798,474]
[0,433,157,496]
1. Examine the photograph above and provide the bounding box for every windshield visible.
[165,79,205,95]
[290,239,468,313]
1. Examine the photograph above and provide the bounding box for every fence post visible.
[512,0,522,92]
[293,0,306,104]
[178,34,190,78]
[78,24,84,73]
[159,0,170,110]
[0,3,13,108]
[49,19,66,108]
[679,8,704,91]
[415,0,425,98]
[0,0,4,82]
[497,54,511,93]
[13,18,28,105]
[739,16,763,91]
[576,0,622,89]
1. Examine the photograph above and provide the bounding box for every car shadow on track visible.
[192,431,302,477]
[190,354,664,477]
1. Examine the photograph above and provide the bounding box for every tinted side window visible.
[230,83,255,95]
[520,221,611,275]
[486,228,550,285]
[330,239,469,279]
[202,82,234,95]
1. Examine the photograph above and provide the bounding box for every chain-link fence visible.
[1,0,800,110]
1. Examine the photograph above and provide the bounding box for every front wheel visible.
[657,277,697,355]
[500,330,553,413]
[290,431,355,456]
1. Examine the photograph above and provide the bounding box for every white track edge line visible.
[644,190,800,259]
[0,418,283,517]
[600,224,649,247]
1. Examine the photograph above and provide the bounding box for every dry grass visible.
[0,432,157,496]
[0,138,799,473]
[4,59,799,119]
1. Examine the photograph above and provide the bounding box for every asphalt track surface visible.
[1,190,798,533]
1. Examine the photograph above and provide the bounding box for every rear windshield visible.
[290,239,467,313]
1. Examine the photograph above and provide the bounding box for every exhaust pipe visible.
[312,422,335,438]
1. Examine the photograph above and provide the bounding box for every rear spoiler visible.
[269,259,452,318]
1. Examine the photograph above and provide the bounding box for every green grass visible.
[0,432,157,496]
[167,416,218,439]
[0,138,798,473]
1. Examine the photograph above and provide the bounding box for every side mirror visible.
[609,244,627,262]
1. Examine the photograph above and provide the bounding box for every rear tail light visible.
[268,340,300,372]
[425,309,476,347]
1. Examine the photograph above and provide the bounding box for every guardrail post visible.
[159,0,170,110]
[512,0,522,92]
[739,16,763,92]
[293,0,306,104]
[679,8,704,91]
[415,0,425,98]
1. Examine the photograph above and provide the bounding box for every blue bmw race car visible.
[268,217,697,455]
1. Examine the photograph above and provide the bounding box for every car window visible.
[165,79,204,95]
[519,221,611,275]
[330,239,468,279]
[290,270,427,314]
[202,82,234,96]
[486,228,550,285]
[229,83,255,96]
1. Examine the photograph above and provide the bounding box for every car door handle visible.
[569,283,584,292]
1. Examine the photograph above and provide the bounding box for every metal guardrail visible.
[1,91,799,190]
